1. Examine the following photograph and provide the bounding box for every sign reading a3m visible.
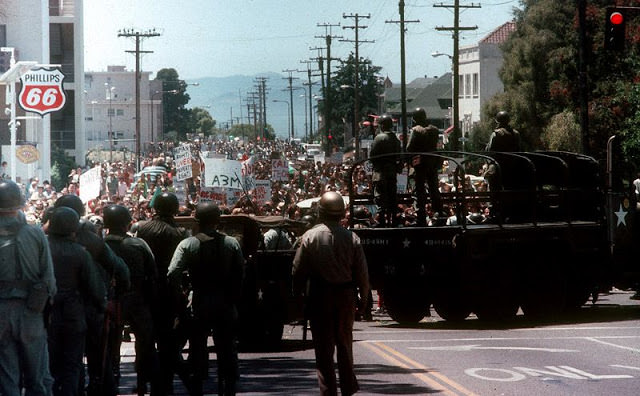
[18,67,66,116]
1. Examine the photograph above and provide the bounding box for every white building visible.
[84,66,161,160]
[458,21,516,134]
[0,0,85,182]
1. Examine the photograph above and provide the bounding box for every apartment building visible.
[0,0,84,182]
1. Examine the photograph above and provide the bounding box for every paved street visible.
[117,289,640,395]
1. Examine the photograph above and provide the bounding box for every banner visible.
[202,158,243,189]
[79,166,102,203]
[199,187,227,204]
[174,144,192,181]
[242,156,256,191]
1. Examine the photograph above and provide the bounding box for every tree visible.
[155,68,192,140]
[483,0,640,162]
[50,145,77,191]
[318,54,383,147]
[191,107,216,136]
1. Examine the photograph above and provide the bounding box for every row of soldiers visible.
[0,179,243,396]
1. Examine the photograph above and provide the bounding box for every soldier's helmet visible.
[379,114,393,131]
[54,194,86,216]
[103,204,132,229]
[153,192,179,216]
[48,206,80,236]
[195,202,221,226]
[412,107,427,125]
[0,180,24,213]
[495,111,510,126]
[318,191,345,220]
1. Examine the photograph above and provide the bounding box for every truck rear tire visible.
[383,286,429,324]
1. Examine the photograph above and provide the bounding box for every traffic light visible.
[605,8,626,51]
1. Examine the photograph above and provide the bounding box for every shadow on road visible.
[372,295,640,331]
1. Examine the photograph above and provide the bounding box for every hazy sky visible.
[84,0,518,82]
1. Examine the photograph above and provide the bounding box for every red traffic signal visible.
[610,11,624,25]
[605,8,626,51]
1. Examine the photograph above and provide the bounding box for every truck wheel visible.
[383,287,429,324]
[433,298,471,322]
[473,292,519,321]
[520,277,566,320]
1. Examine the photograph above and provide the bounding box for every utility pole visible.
[316,23,342,155]
[282,69,299,140]
[118,28,160,170]
[387,1,419,150]
[310,46,326,143]
[434,0,480,151]
[342,13,373,160]
[299,60,318,142]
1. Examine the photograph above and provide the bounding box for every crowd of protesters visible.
[16,136,495,232]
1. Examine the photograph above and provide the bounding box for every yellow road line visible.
[360,341,478,396]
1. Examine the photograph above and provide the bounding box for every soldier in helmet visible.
[407,107,444,226]
[0,180,56,396]
[486,111,521,152]
[54,194,130,396]
[103,205,160,396]
[167,202,245,396]
[292,191,370,395]
[47,206,106,396]
[369,114,402,227]
[135,192,189,393]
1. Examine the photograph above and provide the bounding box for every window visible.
[472,73,479,97]
[458,74,464,98]
[465,74,471,98]
[116,109,124,116]
[107,109,115,117]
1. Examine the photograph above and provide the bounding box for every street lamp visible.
[431,51,457,147]
[105,82,115,162]
[151,89,178,144]
[299,93,308,142]
[273,100,291,138]
[340,84,361,160]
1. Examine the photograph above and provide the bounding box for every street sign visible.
[18,67,66,116]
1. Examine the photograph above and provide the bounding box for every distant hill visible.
[186,72,319,139]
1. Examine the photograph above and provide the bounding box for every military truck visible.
[175,214,306,346]
[347,143,639,323]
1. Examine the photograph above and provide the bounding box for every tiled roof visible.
[481,21,516,44]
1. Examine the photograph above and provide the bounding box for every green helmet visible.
[54,194,85,216]
[379,114,393,131]
[412,108,427,125]
[103,204,132,229]
[495,111,510,125]
[195,202,221,226]
[48,207,80,236]
[154,192,179,216]
[0,180,24,212]
[318,191,345,220]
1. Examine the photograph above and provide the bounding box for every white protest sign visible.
[271,159,289,181]
[174,144,192,181]
[79,166,102,203]
[254,179,272,205]
[242,156,256,190]
[202,158,243,189]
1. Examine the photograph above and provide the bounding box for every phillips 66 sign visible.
[18,67,67,116]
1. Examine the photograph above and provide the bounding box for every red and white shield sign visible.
[18,67,67,116]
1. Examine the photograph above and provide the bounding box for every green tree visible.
[191,107,216,136]
[50,145,77,191]
[155,68,192,140]
[319,54,383,147]
[483,0,640,162]
[541,110,582,151]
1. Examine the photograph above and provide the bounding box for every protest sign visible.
[79,166,102,203]
[271,159,289,181]
[202,158,243,189]
[174,144,192,181]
